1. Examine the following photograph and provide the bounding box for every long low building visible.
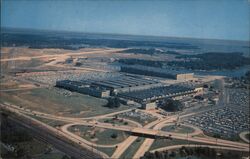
[55,75,163,97]
[91,75,163,94]
[56,80,110,98]
[117,85,197,104]
[55,75,200,110]
[120,65,194,80]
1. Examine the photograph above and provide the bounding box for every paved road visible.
[111,136,138,158]
[7,116,101,159]
[150,144,250,153]
[132,118,168,159]
[239,131,250,143]
[133,138,154,159]
[157,123,203,136]
[61,123,121,148]
[0,104,108,159]
[2,103,249,159]
[132,115,182,158]
[10,104,250,148]
[112,116,163,159]
[4,103,133,122]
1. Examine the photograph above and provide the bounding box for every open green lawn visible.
[95,146,116,157]
[35,149,65,159]
[69,125,129,145]
[161,124,195,134]
[1,139,65,159]
[35,153,65,159]
[98,118,137,127]
[246,133,250,140]
[0,113,66,159]
[27,114,68,127]
[149,138,215,151]
[148,147,249,159]
[118,111,157,126]
[0,87,131,117]
[17,140,47,155]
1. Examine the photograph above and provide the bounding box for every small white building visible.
[141,102,157,110]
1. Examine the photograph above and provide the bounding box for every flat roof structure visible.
[91,75,160,90]
[120,65,194,80]
[55,80,110,98]
[117,85,196,103]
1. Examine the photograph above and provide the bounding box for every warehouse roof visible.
[118,85,195,102]
[91,75,160,89]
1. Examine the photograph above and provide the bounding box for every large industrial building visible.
[117,85,197,109]
[56,74,200,110]
[56,80,110,98]
[91,75,162,94]
[120,65,194,80]
[56,75,162,97]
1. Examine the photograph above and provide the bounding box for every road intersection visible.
[1,103,249,159]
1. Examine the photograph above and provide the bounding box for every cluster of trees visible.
[1,114,32,144]
[160,99,184,112]
[246,133,250,140]
[244,71,250,83]
[104,97,121,108]
[141,150,176,159]
[226,71,250,89]
[119,52,250,71]
[170,52,250,70]
[2,29,198,50]
[141,146,244,159]
[111,133,118,139]
[0,113,33,158]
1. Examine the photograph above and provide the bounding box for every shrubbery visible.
[104,97,121,108]
[160,99,183,112]
[141,146,244,159]
[119,52,250,71]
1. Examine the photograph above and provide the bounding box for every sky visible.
[1,0,249,41]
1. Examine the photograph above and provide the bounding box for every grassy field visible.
[0,113,66,159]
[95,146,116,157]
[69,125,129,145]
[0,87,131,117]
[246,133,250,140]
[1,138,65,159]
[98,118,137,127]
[118,111,157,126]
[161,124,195,134]
[149,138,214,151]
[27,114,68,128]
[119,137,145,159]
[16,139,48,155]
[155,148,250,159]
[35,153,65,159]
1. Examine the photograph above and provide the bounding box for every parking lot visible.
[184,88,249,139]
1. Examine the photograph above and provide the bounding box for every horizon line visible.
[1,26,249,43]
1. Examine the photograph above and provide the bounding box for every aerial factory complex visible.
[56,74,198,109]
[0,28,249,159]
